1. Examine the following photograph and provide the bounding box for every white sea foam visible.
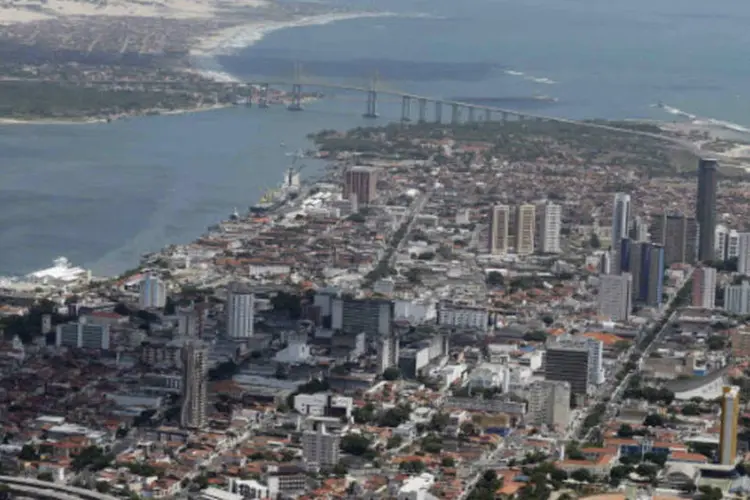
[190,11,412,82]
[504,69,557,85]
[653,102,750,134]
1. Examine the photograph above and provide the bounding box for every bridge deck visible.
[0,476,119,500]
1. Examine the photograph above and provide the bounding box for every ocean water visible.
[2,0,750,276]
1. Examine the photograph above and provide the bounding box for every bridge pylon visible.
[434,101,442,123]
[418,98,427,123]
[401,96,411,123]
[288,62,303,111]
[451,103,461,124]
[258,83,269,108]
[363,70,380,119]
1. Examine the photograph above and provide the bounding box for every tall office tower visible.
[342,166,378,205]
[302,423,341,468]
[537,202,562,254]
[697,158,718,262]
[488,204,511,254]
[527,380,571,430]
[139,274,167,309]
[545,334,604,396]
[598,273,633,321]
[377,333,400,373]
[645,244,665,307]
[611,193,631,245]
[691,266,717,309]
[515,204,536,255]
[622,241,665,306]
[738,233,750,275]
[180,341,208,429]
[651,212,699,265]
[226,282,254,339]
[719,386,740,465]
[724,281,750,315]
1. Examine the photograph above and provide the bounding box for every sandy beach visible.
[0,0,269,24]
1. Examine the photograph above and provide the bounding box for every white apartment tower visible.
[515,204,536,255]
[527,380,571,430]
[180,341,208,429]
[738,233,750,275]
[691,266,717,309]
[226,282,254,338]
[302,424,340,469]
[611,193,631,245]
[725,281,750,315]
[489,204,510,255]
[140,274,167,309]
[597,273,633,322]
[538,202,562,254]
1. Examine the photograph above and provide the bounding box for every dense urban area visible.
[3,119,750,500]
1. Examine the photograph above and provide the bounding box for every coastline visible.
[0,103,233,126]
[187,10,402,82]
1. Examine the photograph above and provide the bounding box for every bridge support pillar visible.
[401,96,411,122]
[418,98,427,123]
[468,107,476,122]
[434,102,442,123]
[288,84,303,111]
[364,90,379,118]
[258,83,269,108]
[484,109,491,122]
[451,103,460,124]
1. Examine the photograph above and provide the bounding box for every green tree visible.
[341,434,372,456]
[383,367,401,381]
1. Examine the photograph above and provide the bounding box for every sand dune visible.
[0,0,267,24]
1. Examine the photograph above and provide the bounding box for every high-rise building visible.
[226,282,254,338]
[527,380,571,430]
[343,166,378,205]
[629,216,650,242]
[515,204,536,255]
[302,423,341,468]
[724,281,750,315]
[378,333,400,373]
[719,386,740,465]
[598,273,633,321]
[738,233,750,275]
[692,266,717,309]
[621,240,665,307]
[331,298,393,337]
[177,304,200,339]
[489,205,510,255]
[611,193,631,245]
[697,158,718,262]
[180,341,208,429]
[715,225,739,262]
[538,203,562,254]
[599,250,612,275]
[55,321,111,350]
[650,212,699,265]
[645,244,665,307]
[545,334,603,396]
[139,274,167,309]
